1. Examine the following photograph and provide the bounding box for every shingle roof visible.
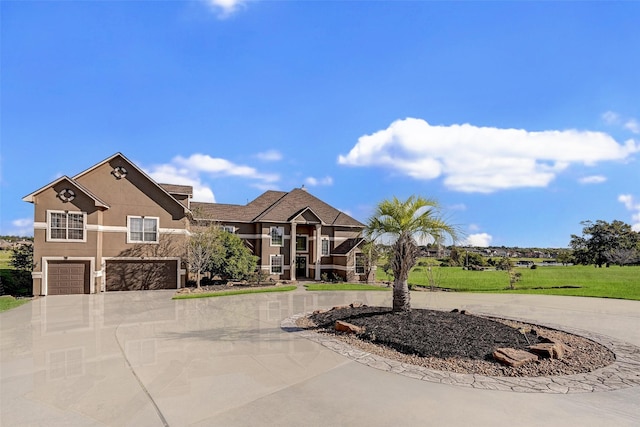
[332,238,365,255]
[191,188,364,227]
[159,184,193,197]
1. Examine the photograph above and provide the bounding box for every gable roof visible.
[159,184,193,197]
[22,175,110,209]
[191,188,364,227]
[332,238,366,255]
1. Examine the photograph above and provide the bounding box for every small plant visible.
[331,272,344,283]
[321,272,329,282]
[509,269,522,290]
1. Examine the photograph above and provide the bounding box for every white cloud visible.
[625,119,640,134]
[174,154,279,183]
[338,118,639,193]
[603,111,639,134]
[304,176,333,187]
[618,194,640,231]
[468,224,481,232]
[579,175,607,184]
[7,218,34,236]
[204,0,248,18]
[462,233,493,247]
[602,111,620,125]
[144,153,280,203]
[255,150,283,162]
[146,163,216,202]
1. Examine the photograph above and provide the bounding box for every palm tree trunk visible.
[392,278,411,311]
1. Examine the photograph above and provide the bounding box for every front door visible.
[295,256,307,278]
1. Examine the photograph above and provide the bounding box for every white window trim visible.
[46,210,87,242]
[321,237,330,256]
[295,234,308,253]
[270,254,283,275]
[270,226,284,247]
[221,225,236,233]
[127,216,159,244]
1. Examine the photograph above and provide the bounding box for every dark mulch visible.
[309,306,543,361]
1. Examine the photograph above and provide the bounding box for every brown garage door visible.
[106,260,178,291]
[48,262,89,295]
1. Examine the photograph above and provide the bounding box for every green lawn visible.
[305,283,390,291]
[0,295,30,312]
[0,250,12,269]
[172,285,297,300]
[377,264,640,300]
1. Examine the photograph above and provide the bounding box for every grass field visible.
[172,285,297,300]
[0,250,12,269]
[377,264,640,300]
[0,295,30,312]
[305,283,390,291]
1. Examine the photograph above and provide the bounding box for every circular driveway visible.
[1,289,639,426]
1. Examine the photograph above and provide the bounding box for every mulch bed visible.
[301,306,616,377]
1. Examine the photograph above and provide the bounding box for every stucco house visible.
[23,153,368,296]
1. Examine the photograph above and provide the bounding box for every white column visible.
[315,224,322,280]
[290,222,297,281]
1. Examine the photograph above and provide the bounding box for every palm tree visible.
[366,196,458,311]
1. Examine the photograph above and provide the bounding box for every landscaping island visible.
[298,305,615,377]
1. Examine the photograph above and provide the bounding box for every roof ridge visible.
[251,190,291,221]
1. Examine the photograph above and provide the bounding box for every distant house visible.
[23,153,368,296]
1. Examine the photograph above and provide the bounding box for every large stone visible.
[335,320,365,334]
[528,341,566,359]
[493,348,539,367]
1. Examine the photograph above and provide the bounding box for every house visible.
[23,153,368,296]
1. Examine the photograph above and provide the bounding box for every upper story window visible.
[270,226,284,247]
[221,225,235,233]
[128,216,158,243]
[296,235,308,252]
[321,238,330,256]
[47,210,86,242]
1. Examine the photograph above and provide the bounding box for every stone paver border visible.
[281,312,640,394]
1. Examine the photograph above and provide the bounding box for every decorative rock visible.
[493,348,539,367]
[335,320,365,334]
[331,305,350,311]
[450,309,459,313]
[528,341,566,359]
[350,301,365,308]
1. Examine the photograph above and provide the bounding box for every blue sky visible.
[2,0,639,248]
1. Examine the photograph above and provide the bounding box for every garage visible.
[105,260,178,291]
[47,262,90,295]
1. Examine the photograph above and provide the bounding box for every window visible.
[355,253,365,274]
[296,235,307,252]
[321,238,330,256]
[221,225,235,233]
[270,255,283,274]
[48,211,85,241]
[128,216,158,243]
[270,226,284,247]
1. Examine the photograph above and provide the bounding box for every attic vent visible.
[58,188,76,202]
[112,166,128,179]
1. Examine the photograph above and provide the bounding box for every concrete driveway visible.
[1,289,639,426]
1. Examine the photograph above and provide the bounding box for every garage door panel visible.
[106,260,177,291]
[48,262,88,295]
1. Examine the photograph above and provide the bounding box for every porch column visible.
[315,224,322,280]
[290,222,297,281]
